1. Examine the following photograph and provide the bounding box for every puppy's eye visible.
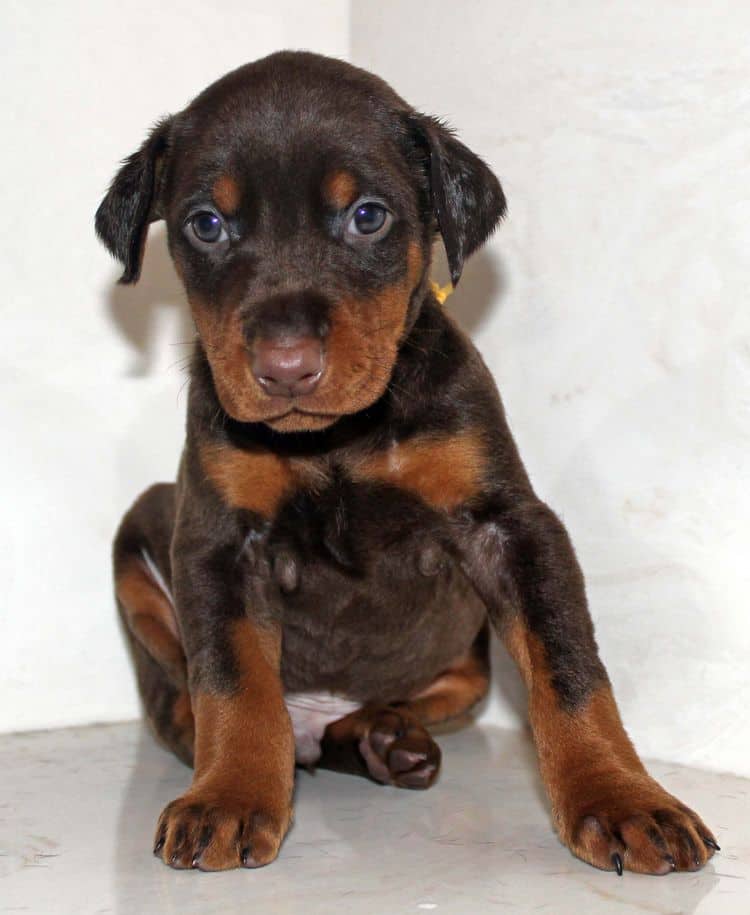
[345,200,392,241]
[188,211,227,245]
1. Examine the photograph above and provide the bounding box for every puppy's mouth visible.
[260,405,341,433]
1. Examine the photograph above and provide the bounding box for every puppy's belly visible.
[280,558,486,703]
[275,482,487,706]
[284,691,361,765]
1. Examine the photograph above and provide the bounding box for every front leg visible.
[464,499,719,874]
[154,538,294,871]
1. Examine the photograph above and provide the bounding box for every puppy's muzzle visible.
[243,290,330,399]
[251,336,324,398]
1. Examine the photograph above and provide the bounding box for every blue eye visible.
[346,200,392,240]
[190,211,224,243]
[354,203,386,234]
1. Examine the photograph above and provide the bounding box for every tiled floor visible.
[1,722,747,914]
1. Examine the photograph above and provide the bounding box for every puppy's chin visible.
[218,397,342,433]
[264,411,339,434]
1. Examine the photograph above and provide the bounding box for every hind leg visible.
[317,624,490,788]
[114,483,194,766]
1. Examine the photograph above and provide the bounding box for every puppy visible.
[96,51,717,874]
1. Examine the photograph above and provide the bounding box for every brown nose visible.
[251,337,324,398]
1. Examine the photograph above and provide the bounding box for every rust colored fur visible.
[353,429,487,511]
[154,619,294,870]
[502,617,715,873]
[199,443,294,517]
[322,168,359,209]
[212,174,241,214]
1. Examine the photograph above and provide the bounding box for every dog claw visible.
[665,854,676,871]
[611,852,623,876]
[703,837,720,851]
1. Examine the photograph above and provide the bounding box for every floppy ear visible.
[406,114,506,286]
[95,117,173,284]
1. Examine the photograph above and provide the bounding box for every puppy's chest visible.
[204,433,489,697]
[201,430,487,520]
[262,456,487,703]
[266,452,463,592]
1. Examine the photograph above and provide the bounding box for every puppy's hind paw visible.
[358,707,441,789]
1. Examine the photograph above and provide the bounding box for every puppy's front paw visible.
[153,791,292,871]
[358,707,441,789]
[559,772,718,875]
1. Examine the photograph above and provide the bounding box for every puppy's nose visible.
[251,337,324,398]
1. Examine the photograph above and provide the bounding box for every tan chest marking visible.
[200,429,485,517]
[199,444,327,518]
[351,431,487,511]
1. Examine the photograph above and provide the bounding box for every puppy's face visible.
[165,67,428,432]
[97,52,505,432]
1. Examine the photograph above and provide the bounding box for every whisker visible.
[175,376,190,407]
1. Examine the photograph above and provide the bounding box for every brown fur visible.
[183,243,423,433]
[199,442,294,517]
[321,168,358,209]
[154,618,294,870]
[353,429,486,511]
[188,297,254,422]
[170,691,195,758]
[265,241,424,431]
[115,556,185,684]
[406,640,489,724]
[212,174,241,214]
[502,616,714,873]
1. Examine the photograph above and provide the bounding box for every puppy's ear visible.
[406,113,506,286]
[95,117,173,284]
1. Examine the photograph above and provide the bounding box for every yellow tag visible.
[429,280,454,305]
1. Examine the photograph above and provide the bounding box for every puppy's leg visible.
[114,483,194,765]
[152,613,294,870]
[464,499,719,874]
[115,485,293,871]
[131,479,296,872]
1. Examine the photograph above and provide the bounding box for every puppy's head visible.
[96,51,505,432]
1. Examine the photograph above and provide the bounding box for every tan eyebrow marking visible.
[322,169,359,209]
[212,174,241,214]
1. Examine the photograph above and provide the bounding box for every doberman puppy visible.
[96,51,718,874]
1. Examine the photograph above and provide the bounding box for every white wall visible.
[0,0,349,733]
[351,0,750,776]
[2,0,748,779]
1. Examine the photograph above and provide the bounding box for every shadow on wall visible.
[105,225,194,377]
[431,243,509,336]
